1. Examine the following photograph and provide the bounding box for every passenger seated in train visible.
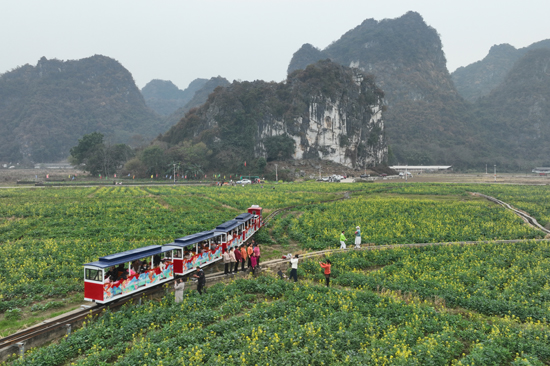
[153,254,161,268]
[132,260,142,274]
[105,266,116,281]
[140,261,150,272]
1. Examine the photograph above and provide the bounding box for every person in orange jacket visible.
[247,243,254,269]
[319,259,332,287]
[240,245,248,271]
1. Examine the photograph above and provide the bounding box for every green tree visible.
[140,145,166,176]
[185,163,204,180]
[70,133,134,176]
[257,157,267,173]
[264,135,296,161]
[69,132,104,167]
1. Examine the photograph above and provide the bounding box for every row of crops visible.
[7,275,550,365]
[381,182,550,227]
[299,240,550,322]
[286,196,540,249]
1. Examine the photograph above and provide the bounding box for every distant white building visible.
[532,167,550,174]
[34,163,73,169]
[390,165,452,172]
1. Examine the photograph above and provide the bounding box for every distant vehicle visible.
[360,174,370,178]
[399,172,413,177]
[236,179,251,184]
[379,173,387,177]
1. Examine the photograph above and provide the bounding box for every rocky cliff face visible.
[162,60,386,169]
[255,84,385,168]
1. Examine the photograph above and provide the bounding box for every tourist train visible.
[83,205,263,303]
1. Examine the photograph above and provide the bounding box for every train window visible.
[86,268,102,282]
[173,249,182,258]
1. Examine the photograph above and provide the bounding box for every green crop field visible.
[7,276,550,365]
[2,182,550,365]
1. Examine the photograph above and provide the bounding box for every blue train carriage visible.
[84,245,174,303]
[214,219,242,251]
[235,212,256,242]
[164,230,225,276]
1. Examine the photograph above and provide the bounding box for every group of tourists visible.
[174,266,206,302]
[222,241,261,275]
[284,254,332,287]
[174,226,361,301]
[339,225,361,249]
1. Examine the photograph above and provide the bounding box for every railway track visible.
[2,192,546,358]
[474,193,550,234]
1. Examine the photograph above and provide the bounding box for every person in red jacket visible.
[319,259,332,287]
[234,246,242,273]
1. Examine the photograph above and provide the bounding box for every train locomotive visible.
[83,205,263,304]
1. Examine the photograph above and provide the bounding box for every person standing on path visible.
[223,250,231,275]
[319,259,332,287]
[193,267,206,295]
[250,252,258,275]
[354,226,361,249]
[289,254,299,282]
[234,246,242,273]
[340,231,347,249]
[254,244,261,268]
[247,244,254,268]
[229,248,237,273]
[174,278,185,303]
[240,245,247,271]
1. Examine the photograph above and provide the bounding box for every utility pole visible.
[173,164,176,183]
[486,164,487,175]
[494,165,496,182]
[405,165,408,182]
[275,164,278,182]
[319,165,322,180]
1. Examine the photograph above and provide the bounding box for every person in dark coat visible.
[192,267,206,295]
[234,247,242,272]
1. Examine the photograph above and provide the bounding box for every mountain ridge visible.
[0,55,161,163]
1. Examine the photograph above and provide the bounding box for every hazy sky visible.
[1,0,548,90]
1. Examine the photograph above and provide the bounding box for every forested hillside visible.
[141,78,207,116]
[452,39,550,102]
[474,48,550,168]
[162,76,230,130]
[0,55,161,163]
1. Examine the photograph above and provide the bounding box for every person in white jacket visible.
[229,248,237,274]
[289,254,299,282]
[174,278,185,303]
[223,250,231,275]
[354,226,361,249]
